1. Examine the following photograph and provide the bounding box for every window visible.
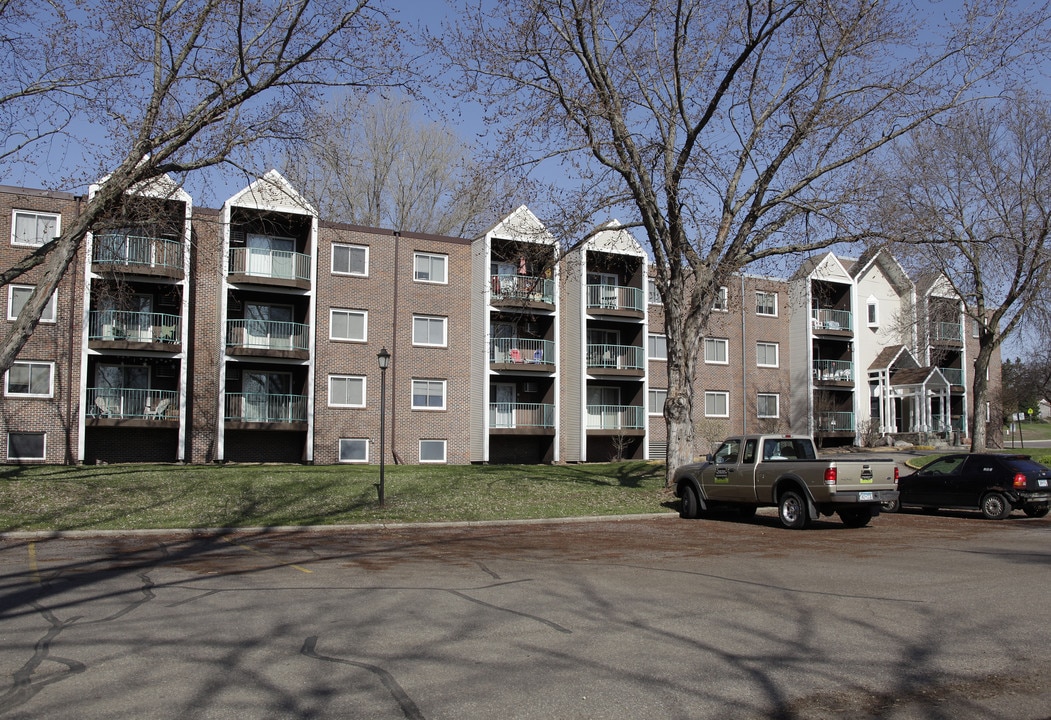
[8,432,45,461]
[419,439,447,463]
[756,341,779,368]
[328,375,365,407]
[330,309,367,342]
[8,285,56,323]
[648,388,667,415]
[704,337,728,364]
[757,393,780,418]
[712,286,728,312]
[12,210,59,247]
[412,379,446,410]
[338,438,369,463]
[413,315,447,347]
[705,391,729,417]
[6,361,54,397]
[867,298,879,326]
[756,291,777,316]
[647,278,662,305]
[414,252,448,283]
[648,334,667,360]
[332,243,368,276]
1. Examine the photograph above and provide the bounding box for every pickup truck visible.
[673,435,899,529]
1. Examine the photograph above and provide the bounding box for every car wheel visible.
[680,485,701,519]
[838,507,873,528]
[778,490,810,530]
[881,498,900,513]
[980,492,1012,520]
[1023,505,1050,519]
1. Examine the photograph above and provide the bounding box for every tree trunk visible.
[970,345,995,452]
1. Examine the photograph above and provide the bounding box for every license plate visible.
[858,492,874,501]
[1039,479,1048,488]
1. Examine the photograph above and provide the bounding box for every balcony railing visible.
[89,311,181,343]
[586,343,644,370]
[490,274,555,304]
[586,404,645,430]
[815,411,855,432]
[811,308,852,331]
[490,337,554,366]
[938,367,964,385]
[587,284,644,313]
[226,319,310,351]
[89,387,177,420]
[489,403,555,429]
[224,393,308,423]
[812,359,854,382]
[228,247,311,282]
[93,233,184,271]
[931,321,963,342]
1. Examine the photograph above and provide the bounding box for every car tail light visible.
[824,467,837,485]
[894,466,899,485]
[1013,473,1027,489]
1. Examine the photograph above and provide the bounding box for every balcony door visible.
[587,272,618,308]
[245,303,293,350]
[587,328,620,368]
[491,383,516,428]
[242,370,291,421]
[96,364,150,417]
[587,385,620,428]
[99,295,153,341]
[247,233,295,279]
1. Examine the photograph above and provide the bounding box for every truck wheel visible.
[1023,506,1049,518]
[980,492,1012,520]
[880,498,900,513]
[778,490,809,529]
[680,485,701,519]
[838,507,873,528]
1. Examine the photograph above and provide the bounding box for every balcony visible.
[815,411,855,432]
[227,319,310,359]
[228,247,311,288]
[586,404,645,431]
[224,393,308,425]
[88,311,181,349]
[88,387,178,424]
[490,338,555,370]
[811,308,852,332]
[587,284,644,315]
[491,274,555,305]
[92,233,185,278]
[587,343,644,375]
[931,321,963,343]
[489,403,555,431]
[938,367,964,386]
[812,359,854,383]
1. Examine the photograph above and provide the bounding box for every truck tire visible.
[1023,505,1049,518]
[838,507,873,528]
[680,485,701,519]
[980,492,1012,520]
[778,490,810,529]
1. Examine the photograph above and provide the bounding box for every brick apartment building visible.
[1,173,1000,465]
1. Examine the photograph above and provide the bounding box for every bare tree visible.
[878,94,1051,451]
[283,93,523,237]
[0,0,405,375]
[439,0,1047,481]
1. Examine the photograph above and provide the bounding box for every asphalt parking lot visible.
[2,509,1050,719]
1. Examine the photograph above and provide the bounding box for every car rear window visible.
[1003,457,1051,474]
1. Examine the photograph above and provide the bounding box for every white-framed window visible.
[419,439,447,463]
[330,308,367,342]
[8,285,56,323]
[412,315,447,347]
[647,278,662,305]
[867,298,879,327]
[648,334,667,360]
[712,286,728,312]
[705,391,729,417]
[11,210,60,247]
[328,375,366,407]
[412,378,446,410]
[757,393,780,418]
[8,432,46,461]
[5,361,54,397]
[756,341,779,368]
[414,252,448,284]
[332,243,368,276]
[648,388,667,416]
[338,438,369,463]
[704,337,728,364]
[756,291,778,316]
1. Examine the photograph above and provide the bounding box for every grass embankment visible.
[0,461,672,532]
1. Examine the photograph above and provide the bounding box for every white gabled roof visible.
[226,169,315,216]
[587,219,646,258]
[485,205,556,245]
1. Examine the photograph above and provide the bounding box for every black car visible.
[884,454,1051,519]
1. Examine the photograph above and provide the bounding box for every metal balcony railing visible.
[228,247,311,282]
[586,404,645,430]
[226,319,310,351]
[490,274,555,304]
[812,359,854,382]
[938,367,964,385]
[93,233,184,271]
[586,343,644,370]
[587,284,644,312]
[811,308,853,331]
[489,403,555,429]
[89,387,177,420]
[224,393,308,423]
[89,311,181,343]
[490,337,554,366]
[815,411,855,432]
[931,321,963,342]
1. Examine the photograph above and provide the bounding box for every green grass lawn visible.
[0,461,674,532]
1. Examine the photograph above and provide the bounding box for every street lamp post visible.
[376,347,390,505]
